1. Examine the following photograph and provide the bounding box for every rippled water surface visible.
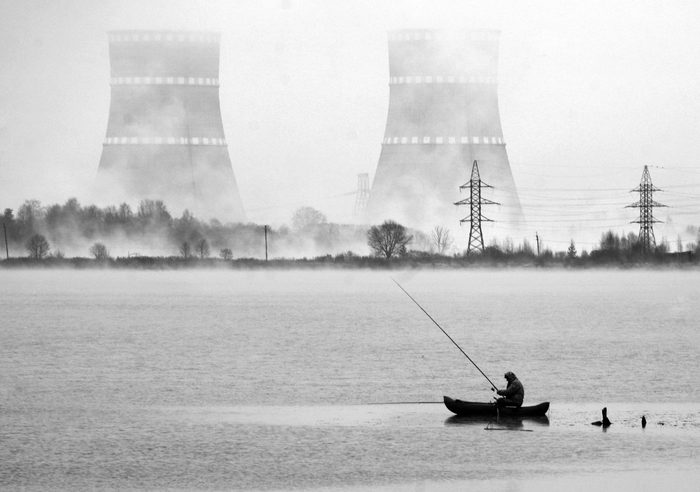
[1,269,699,490]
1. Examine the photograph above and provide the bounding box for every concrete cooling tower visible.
[96,31,245,222]
[367,29,523,232]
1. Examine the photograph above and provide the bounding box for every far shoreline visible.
[1,255,697,270]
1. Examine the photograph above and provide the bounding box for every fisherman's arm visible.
[496,386,515,397]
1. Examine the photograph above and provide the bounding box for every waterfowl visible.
[591,407,612,427]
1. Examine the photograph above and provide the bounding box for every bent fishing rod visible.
[391,278,499,391]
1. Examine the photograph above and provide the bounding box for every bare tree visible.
[179,241,192,259]
[430,226,453,255]
[117,202,133,222]
[196,238,210,259]
[89,242,110,260]
[411,230,431,252]
[502,237,515,255]
[219,247,233,260]
[518,238,535,256]
[367,220,413,258]
[26,234,50,259]
[291,206,327,231]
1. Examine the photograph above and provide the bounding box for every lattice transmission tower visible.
[353,173,370,219]
[626,165,666,252]
[455,160,499,254]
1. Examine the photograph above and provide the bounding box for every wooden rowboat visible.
[444,396,550,417]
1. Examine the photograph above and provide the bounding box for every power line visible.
[245,190,356,212]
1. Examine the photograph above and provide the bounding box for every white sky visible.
[1,0,700,250]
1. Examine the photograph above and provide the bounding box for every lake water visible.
[1,269,699,490]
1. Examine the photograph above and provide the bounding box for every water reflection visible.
[444,415,550,429]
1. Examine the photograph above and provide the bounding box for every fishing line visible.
[391,278,498,391]
[387,286,442,393]
[365,401,442,405]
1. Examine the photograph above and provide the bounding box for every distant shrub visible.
[89,242,110,260]
[26,234,50,259]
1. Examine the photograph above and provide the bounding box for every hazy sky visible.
[1,0,700,249]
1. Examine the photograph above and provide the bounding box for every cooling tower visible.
[367,29,523,232]
[96,31,245,222]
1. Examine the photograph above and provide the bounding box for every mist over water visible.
[1,269,698,490]
[2,198,372,259]
[2,2,700,489]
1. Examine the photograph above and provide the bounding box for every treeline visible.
[473,230,697,266]
[1,198,367,259]
[1,198,698,267]
[2,237,696,269]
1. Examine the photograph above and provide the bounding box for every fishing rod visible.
[391,278,499,391]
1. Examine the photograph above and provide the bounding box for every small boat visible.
[444,396,550,417]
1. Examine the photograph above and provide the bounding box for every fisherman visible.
[494,371,524,407]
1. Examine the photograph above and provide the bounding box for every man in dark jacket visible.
[495,371,524,407]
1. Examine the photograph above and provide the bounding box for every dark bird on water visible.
[642,415,647,428]
[591,407,612,428]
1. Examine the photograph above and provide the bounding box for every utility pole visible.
[626,165,666,253]
[3,223,8,259]
[535,232,540,257]
[264,225,269,261]
[454,160,499,255]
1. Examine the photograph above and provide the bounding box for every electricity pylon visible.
[455,160,499,255]
[353,173,370,219]
[626,165,666,253]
